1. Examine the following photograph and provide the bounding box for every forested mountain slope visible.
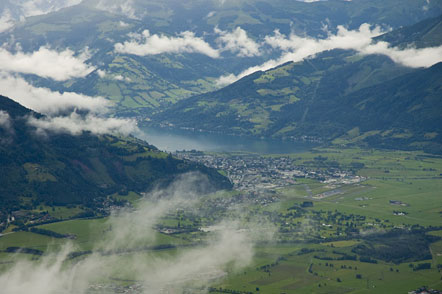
[0,95,231,213]
[152,16,442,153]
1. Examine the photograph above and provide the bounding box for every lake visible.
[137,127,317,154]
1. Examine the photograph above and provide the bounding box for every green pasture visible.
[1,147,441,292]
[215,243,442,294]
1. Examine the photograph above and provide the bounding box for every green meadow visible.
[0,148,441,293]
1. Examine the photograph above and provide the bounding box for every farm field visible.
[0,148,441,293]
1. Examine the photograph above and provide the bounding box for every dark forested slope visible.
[0,95,231,212]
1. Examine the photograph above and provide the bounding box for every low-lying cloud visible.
[264,24,381,53]
[217,23,442,85]
[112,23,442,86]
[0,46,95,81]
[0,110,14,143]
[94,0,139,19]
[0,110,12,130]
[0,9,14,33]
[0,174,264,294]
[215,27,261,57]
[0,72,108,115]
[362,41,442,68]
[28,112,138,136]
[115,26,263,58]
[115,30,221,58]
[0,0,82,32]
[0,72,138,136]
[423,0,430,11]
[15,0,82,18]
[217,24,383,84]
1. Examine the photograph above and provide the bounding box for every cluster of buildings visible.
[175,152,364,194]
[408,287,441,294]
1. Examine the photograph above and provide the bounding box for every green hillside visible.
[0,95,231,215]
[375,15,442,48]
[1,1,441,116]
[151,15,442,153]
[154,57,441,152]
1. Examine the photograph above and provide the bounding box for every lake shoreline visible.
[137,126,319,154]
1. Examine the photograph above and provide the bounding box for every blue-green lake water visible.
[138,127,317,154]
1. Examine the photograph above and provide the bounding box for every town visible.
[175,151,365,195]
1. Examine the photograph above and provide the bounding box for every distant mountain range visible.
[1,0,440,116]
[1,2,441,154]
[152,15,442,153]
[0,95,231,213]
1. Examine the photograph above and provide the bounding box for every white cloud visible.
[113,74,131,82]
[0,0,82,30]
[96,70,132,81]
[218,24,382,84]
[94,0,139,19]
[0,46,95,81]
[0,72,108,115]
[0,110,12,130]
[265,23,383,55]
[17,0,82,18]
[0,174,267,294]
[119,20,129,27]
[218,24,442,85]
[28,112,138,136]
[0,72,138,136]
[206,11,216,18]
[0,9,15,33]
[0,109,14,143]
[362,42,442,68]
[114,30,221,58]
[215,27,261,57]
[96,69,107,78]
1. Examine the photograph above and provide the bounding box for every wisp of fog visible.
[0,173,273,294]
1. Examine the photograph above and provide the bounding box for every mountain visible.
[0,95,232,213]
[151,16,442,153]
[1,0,441,117]
[329,62,442,153]
[375,15,442,48]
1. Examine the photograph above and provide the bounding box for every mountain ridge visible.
[0,95,232,213]
[1,1,441,117]
[150,16,442,153]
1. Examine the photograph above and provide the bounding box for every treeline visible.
[352,228,440,264]
[208,287,254,294]
[411,263,432,271]
[5,247,43,255]
[257,256,287,272]
[29,227,76,239]
[314,251,357,261]
[99,244,177,256]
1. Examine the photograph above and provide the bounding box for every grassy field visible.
[213,148,442,293]
[0,147,441,293]
[274,148,442,227]
[215,243,442,294]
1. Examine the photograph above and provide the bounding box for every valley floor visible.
[1,148,441,293]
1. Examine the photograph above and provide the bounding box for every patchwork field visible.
[0,148,441,293]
